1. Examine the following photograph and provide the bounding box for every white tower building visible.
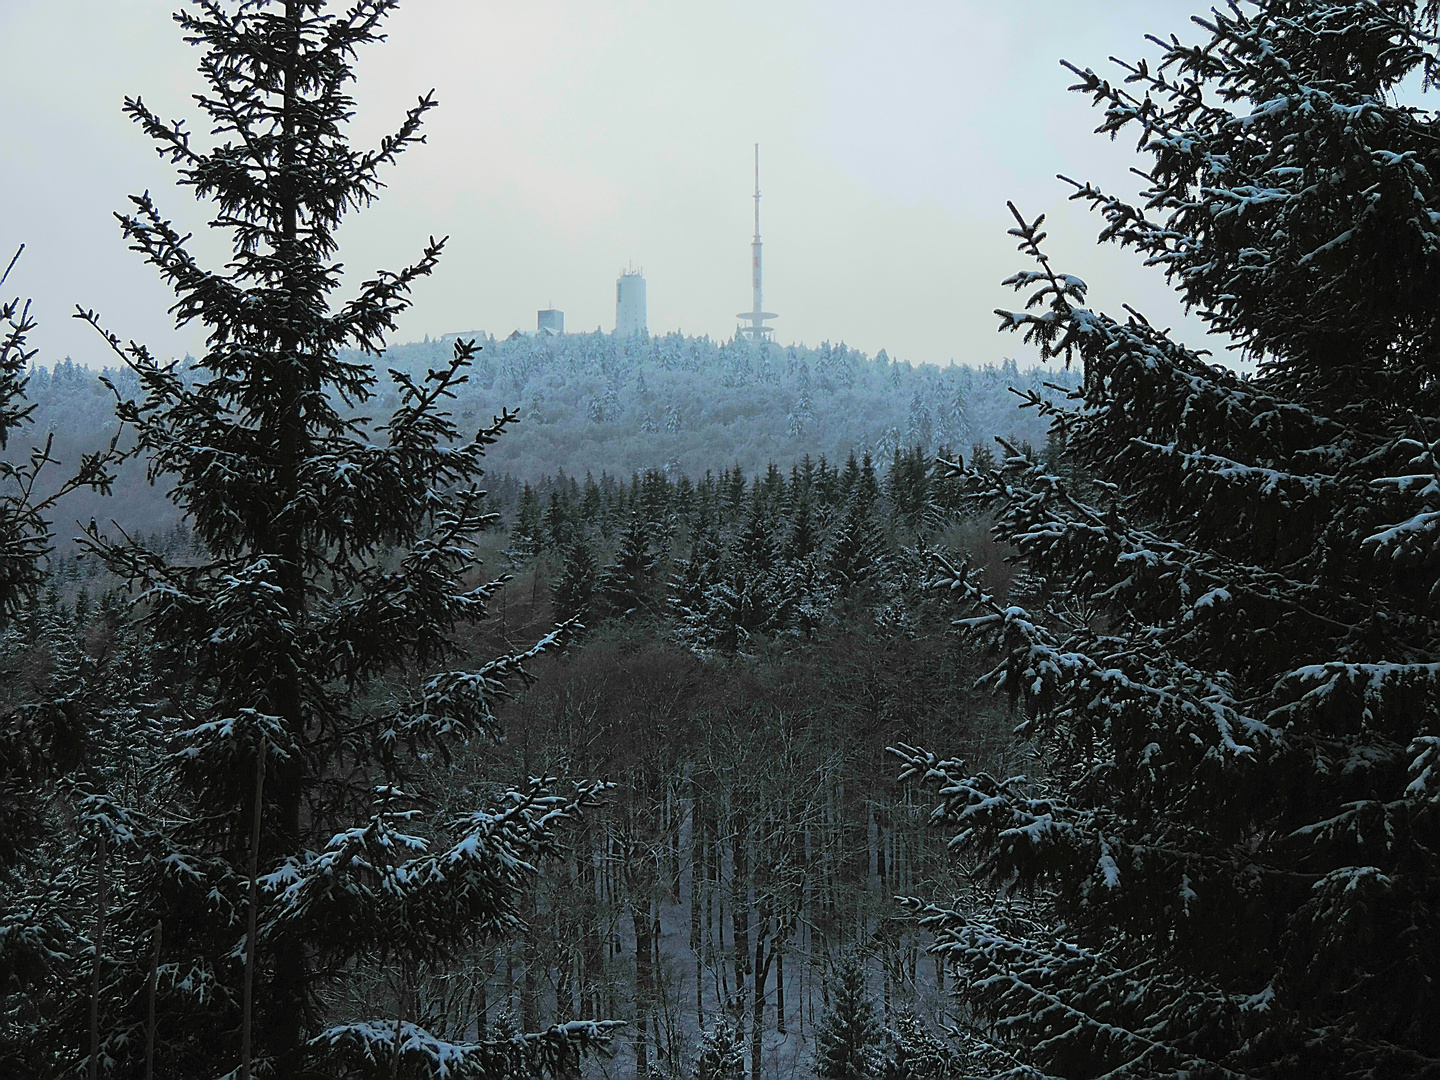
[737,143,776,343]
[615,269,647,337]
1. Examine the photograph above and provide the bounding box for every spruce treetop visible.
[60,3,611,1075]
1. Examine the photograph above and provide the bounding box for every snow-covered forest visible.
[9,341,1069,548]
[5,2,1440,1080]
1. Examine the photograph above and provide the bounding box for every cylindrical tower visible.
[616,269,647,337]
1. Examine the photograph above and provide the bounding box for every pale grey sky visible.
[3,0,1223,369]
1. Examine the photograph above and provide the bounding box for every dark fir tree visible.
[541,488,575,552]
[900,2,1440,1077]
[552,538,597,625]
[965,441,996,474]
[783,486,819,561]
[597,512,658,617]
[883,446,931,534]
[65,3,610,1077]
[826,491,889,598]
[506,481,544,563]
[670,525,723,620]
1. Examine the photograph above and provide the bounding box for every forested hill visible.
[16,334,1071,542]
[343,331,1071,481]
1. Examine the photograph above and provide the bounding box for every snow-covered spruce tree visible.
[815,953,881,1080]
[668,489,831,656]
[897,3,1440,1077]
[694,1014,745,1080]
[71,3,610,1076]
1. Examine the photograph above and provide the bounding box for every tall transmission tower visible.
[736,143,776,343]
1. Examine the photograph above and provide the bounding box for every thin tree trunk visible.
[750,919,767,1080]
[670,787,683,899]
[270,5,311,1068]
[775,940,786,1036]
[146,919,162,1080]
[89,831,107,1080]
[633,901,653,1080]
[731,819,749,1002]
[867,804,877,883]
[521,894,537,1031]
[476,955,488,1038]
[391,966,407,1080]
[505,944,515,1018]
[653,910,666,1072]
[241,740,266,1080]
[883,953,892,1020]
[556,937,571,1023]
[690,790,704,1027]
[717,858,729,1003]
[875,810,886,887]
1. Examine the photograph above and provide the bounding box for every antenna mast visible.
[737,143,776,343]
[754,143,761,240]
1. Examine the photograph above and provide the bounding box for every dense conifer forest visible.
[5,1,1440,1079]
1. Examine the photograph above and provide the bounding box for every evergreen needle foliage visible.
[899,2,1440,1077]
[22,2,615,1076]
